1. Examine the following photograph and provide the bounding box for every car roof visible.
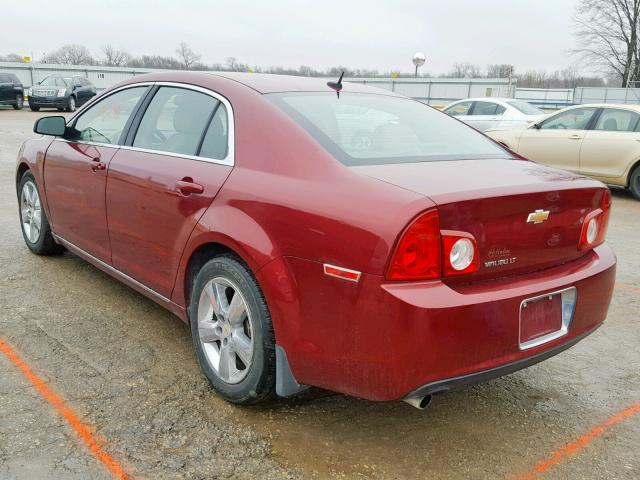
[449,97,516,104]
[199,72,402,95]
[564,103,640,112]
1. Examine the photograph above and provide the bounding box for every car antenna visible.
[327,71,344,98]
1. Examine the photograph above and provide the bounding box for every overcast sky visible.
[1,0,582,74]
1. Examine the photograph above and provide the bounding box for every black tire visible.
[29,105,40,112]
[189,255,276,404]
[13,94,23,110]
[630,165,640,200]
[66,96,76,112]
[17,171,65,256]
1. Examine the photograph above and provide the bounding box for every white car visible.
[442,98,546,131]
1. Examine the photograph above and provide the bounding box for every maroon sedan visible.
[16,72,616,409]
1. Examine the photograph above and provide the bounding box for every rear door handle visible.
[90,158,106,171]
[176,178,204,195]
[568,134,583,140]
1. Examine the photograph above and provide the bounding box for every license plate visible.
[519,287,576,350]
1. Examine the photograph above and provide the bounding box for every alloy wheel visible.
[196,277,254,384]
[20,181,42,244]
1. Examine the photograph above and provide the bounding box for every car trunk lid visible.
[352,158,607,282]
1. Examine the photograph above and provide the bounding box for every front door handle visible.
[90,158,106,171]
[176,178,204,196]
[568,134,583,140]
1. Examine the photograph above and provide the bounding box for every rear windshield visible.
[269,92,511,166]
[506,100,544,115]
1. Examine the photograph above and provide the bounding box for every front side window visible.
[270,93,511,166]
[71,86,147,144]
[540,107,598,130]
[594,108,640,132]
[471,101,500,116]
[444,101,472,117]
[133,87,219,156]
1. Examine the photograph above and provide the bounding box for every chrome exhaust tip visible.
[403,394,432,410]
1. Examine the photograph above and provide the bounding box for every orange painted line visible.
[513,400,640,480]
[615,283,640,295]
[0,338,129,480]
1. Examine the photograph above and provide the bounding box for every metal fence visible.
[342,78,515,106]
[0,61,157,91]
[6,61,640,109]
[574,87,640,105]
[514,88,574,110]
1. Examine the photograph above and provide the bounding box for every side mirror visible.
[34,116,67,136]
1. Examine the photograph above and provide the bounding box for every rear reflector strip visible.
[323,264,361,282]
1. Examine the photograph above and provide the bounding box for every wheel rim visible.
[197,277,254,384]
[20,181,42,244]
[16,95,23,107]
[70,97,75,110]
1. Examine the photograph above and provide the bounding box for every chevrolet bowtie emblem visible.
[527,209,550,224]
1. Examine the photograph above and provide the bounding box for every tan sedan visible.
[486,104,640,199]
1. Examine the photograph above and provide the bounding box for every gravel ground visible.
[0,108,638,480]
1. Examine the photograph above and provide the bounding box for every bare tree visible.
[101,45,131,67]
[447,62,482,78]
[487,64,514,78]
[43,44,94,65]
[574,0,640,86]
[175,42,201,69]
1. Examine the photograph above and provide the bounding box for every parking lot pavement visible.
[0,108,639,479]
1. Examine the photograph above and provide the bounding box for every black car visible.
[29,75,97,112]
[0,72,25,110]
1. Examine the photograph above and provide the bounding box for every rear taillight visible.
[386,209,441,280]
[578,189,611,250]
[386,211,479,280]
[441,231,478,276]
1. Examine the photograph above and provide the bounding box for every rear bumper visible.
[259,243,616,401]
[404,323,601,401]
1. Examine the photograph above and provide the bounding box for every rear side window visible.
[269,92,511,166]
[72,86,147,144]
[471,101,500,116]
[133,87,219,156]
[594,108,640,132]
[10,74,21,84]
[199,105,229,160]
[444,101,472,117]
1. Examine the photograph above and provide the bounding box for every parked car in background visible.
[0,72,24,110]
[29,75,97,112]
[443,97,546,131]
[16,73,615,409]
[486,104,640,199]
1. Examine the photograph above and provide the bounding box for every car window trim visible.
[59,81,235,167]
[122,81,235,166]
[195,100,223,157]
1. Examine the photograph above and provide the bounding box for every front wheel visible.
[66,96,76,112]
[18,171,65,255]
[13,94,23,110]
[630,166,640,200]
[189,255,276,404]
[29,105,40,112]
